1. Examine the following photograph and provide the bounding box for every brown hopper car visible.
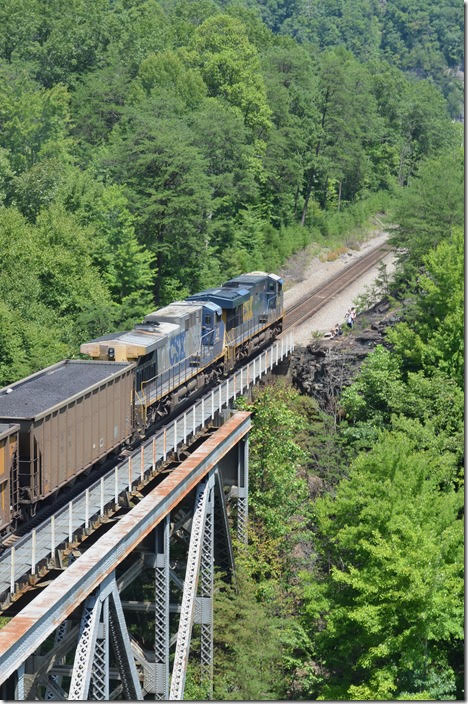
[0,360,135,517]
[0,424,19,532]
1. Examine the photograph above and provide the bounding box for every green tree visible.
[102,105,211,303]
[190,14,272,136]
[388,227,464,387]
[0,66,71,175]
[0,303,30,386]
[0,0,41,63]
[130,49,206,109]
[238,384,309,543]
[209,559,287,700]
[104,0,172,75]
[76,183,155,304]
[261,41,320,225]
[16,0,110,88]
[70,51,132,151]
[396,79,455,185]
[189,98,259,256]
[392,148,463,273]
[302,431,463,699]
[301,48,381,222]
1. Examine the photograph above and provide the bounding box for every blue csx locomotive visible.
[81,271,284,425]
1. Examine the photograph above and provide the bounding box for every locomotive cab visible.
[266,273,283,313]
[201,303,223,344]
[186,287,250,344]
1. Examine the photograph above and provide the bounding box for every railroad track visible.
[284,243,391,330]
[0,245,392,606]
[0,335,295,610]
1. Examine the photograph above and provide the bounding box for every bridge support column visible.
[44,620,70,700]
[200,468,214,695]
[68,572,143,701]
[154,515,170,700]
[14,662,24,701]
[170,472,214,700]
[237,437,249,543]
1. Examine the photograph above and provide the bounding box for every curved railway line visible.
[284,242,391,330]
[0,240,394,701]
[0,241,392,611]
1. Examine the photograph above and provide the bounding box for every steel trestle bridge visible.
[0,333,294,700]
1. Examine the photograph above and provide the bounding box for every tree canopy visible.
[0,0,459,384]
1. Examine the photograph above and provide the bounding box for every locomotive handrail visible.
[225,306,281,346]
[138,328,223,408]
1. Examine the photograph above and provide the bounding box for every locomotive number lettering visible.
[169,332,186,365]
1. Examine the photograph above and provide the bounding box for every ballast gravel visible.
[281,230,396,345]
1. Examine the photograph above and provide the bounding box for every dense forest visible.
[0,0,462,385]
[183,147,463,701]
[248,0,464,118]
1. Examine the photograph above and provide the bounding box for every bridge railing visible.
[0,332,294,604]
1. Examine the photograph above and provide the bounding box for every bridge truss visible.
[0,413,251,700]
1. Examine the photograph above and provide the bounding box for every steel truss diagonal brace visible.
[154,515,170,700]
[68,572,143,700]
[237,437,249,543]
[169,473,214,701]
[200,469,214,692]
[213,468,234,579]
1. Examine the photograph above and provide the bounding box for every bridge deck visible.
[0,412,251,684]
[0,333,294,604]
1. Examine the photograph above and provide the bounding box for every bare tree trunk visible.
[293,184,300,218]
[338,180,342,211]
[301,181,313,226]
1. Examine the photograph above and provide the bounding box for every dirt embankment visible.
[289,299,401,413]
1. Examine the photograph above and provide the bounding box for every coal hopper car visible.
[0,360,135,520]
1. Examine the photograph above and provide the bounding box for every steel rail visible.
[284,243,391,329]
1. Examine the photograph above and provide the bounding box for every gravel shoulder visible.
[280,228,396,345]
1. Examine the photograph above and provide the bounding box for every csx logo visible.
[243,298,253,322]
[169,332,186,365]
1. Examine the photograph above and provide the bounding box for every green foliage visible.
[210,559,287,700]
[388,227,464,386]
[392,148,464,274]
[237,383,309,542]
[270,0,464,117]
[102,106,211,303]
[70,53,132,151]
[0,65,71,174]
[302,431,463,700]
[190,14,272,134]
[131,50,207,109]
[76,183,156,302]
[0,204,117,383]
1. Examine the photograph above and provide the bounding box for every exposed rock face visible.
[290,299,402,412]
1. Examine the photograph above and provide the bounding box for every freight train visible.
[0,272,283,532]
